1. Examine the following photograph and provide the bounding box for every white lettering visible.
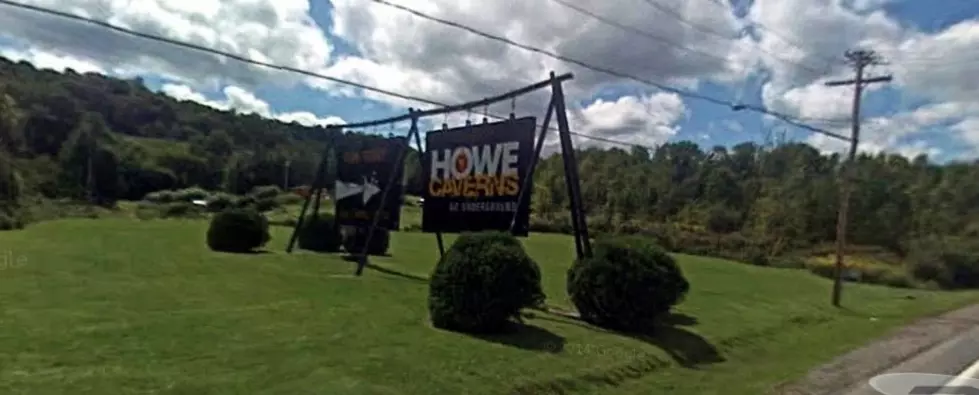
[501,141,520,175]
[473,144,503,176]
[430,148,452,180]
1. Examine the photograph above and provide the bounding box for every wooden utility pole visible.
[825,49,892,307]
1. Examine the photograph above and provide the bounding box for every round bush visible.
[206,208,271,253]
[205,193,236,212]
[298,214,343,252]
[567,236,690,332]
[428,232,545,334]
[343,227,391,256]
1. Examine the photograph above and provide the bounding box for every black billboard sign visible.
[422,116,536,236]
[334,137,405,230]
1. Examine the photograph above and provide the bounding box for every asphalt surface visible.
[842,323,979,395]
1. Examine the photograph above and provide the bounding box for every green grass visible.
[1,218,977,394]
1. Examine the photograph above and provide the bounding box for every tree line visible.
[1,55,978,262]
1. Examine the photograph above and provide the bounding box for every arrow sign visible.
[335,181,364,200]
[361,177,380,205]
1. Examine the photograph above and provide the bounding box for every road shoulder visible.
[775,303,979,395]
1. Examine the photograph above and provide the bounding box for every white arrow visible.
[362,177,380,205]
[335,181,364,200]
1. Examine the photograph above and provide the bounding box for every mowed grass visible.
[1,219,978,395]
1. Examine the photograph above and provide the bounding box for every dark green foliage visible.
[428,232,545,333]
[0,211,25,230]
[567,236,690,332]
[297,214,342,253]
[159,202,205,219]
[249,185,282,200]
[145,190,177,203]
[205,193,236,212]
[235,195,257,209]
[206,208,271,253]
[906,237,979,289]
[343,227,391,256]
[254,197,279,212]
[171,187,209,202]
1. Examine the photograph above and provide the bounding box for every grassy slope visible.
[0,218,977,395]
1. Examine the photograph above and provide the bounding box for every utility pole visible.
[283,159,291,190]
[825,49,892,307]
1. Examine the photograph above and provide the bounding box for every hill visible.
[1,55,979,286]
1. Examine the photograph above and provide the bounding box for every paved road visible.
[843,324,979,394]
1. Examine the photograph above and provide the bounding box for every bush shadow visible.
[627,325,724,368]
[469,321,566,353]
[533,308,722,368]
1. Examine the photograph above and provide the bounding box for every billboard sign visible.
[334,137,405,230]
[422,117,536,236]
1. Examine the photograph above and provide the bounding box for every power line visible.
[546,0,807,74]
[369,0,847,141]
[0,0,645,149]
[696,0,840,69]
[628,0,827,75]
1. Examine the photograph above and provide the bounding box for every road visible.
[843,323,979,394]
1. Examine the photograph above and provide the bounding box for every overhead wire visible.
[368,0,848,141]
[626,0,828,76]
[546,0,824,76]
[0,0,846,153]
[698,0,840,69]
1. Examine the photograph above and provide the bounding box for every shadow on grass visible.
[363,262,429,283]
[469,321,566,353]
[533,308,722,368]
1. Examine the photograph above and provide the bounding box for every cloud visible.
[160,83,345,127]
[751,0,979,158]
[0,46,105,74]
[325,0,753,110]
[0,0,333,89]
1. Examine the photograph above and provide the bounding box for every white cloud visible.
[571,92,686,149]
[0,0,333,89]
[325,0,752,109]
[160,83,345,127]
[0,46,105,74]
[2,0,979,160]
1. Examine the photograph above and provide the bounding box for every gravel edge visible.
[773,303,979,395]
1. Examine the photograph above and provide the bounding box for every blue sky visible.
[0,0,978,160]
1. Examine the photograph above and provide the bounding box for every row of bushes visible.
[140,186,305,219]
[428,232,690,334]
[799,236,979,290]
[205,208,391,256]
[207,206,692,335]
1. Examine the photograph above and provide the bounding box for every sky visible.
[0,0,977,161]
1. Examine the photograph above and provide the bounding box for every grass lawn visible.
[1,218,978,395]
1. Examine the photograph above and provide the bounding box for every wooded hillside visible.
[1,55,978,269]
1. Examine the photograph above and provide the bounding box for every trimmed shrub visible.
[172,187,210,202]
[343,227,391,256]
[428,232,545,333]
[235,195,257,209]
[206,208,271,253]
[567,236,690,332]
[297,214,343,252]
[144,190,177,204]
[250,185,282,200]
[205,193,236,212]
[254,197,279,212]
[159,202,205,219]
